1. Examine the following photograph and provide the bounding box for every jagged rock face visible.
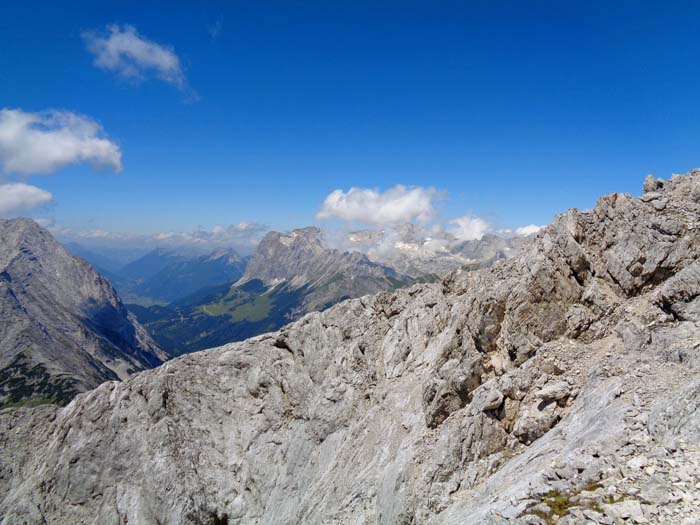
[0,218,165,408]
[241,226,411,314]
[3,172,700,524]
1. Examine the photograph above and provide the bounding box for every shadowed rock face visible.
[0,218,165,408]
[3,172,700,524]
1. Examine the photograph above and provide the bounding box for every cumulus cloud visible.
[0,108,122,175]
[448,215,490,241]
[317,185,441,225]
[0,183,53,216]
[83,24,186,89]
[515,224,545,236]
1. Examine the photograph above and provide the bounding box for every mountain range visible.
[66,245,249,305]
[128,227,413,355]
[347,223,525,277]
[127,248,247,303]
[128,226,522,355]
[1,217,524,400]
[3,171,700,524]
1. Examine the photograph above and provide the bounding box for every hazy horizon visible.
[3,1,700,253]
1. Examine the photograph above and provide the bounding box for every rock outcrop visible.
[0,218,165,408]
[3,172,700,524]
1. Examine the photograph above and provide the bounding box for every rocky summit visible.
[3,172,700,524]
[240,226,411,315]
[0,218,165,409]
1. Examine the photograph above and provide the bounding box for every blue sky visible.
[2,1,700,250]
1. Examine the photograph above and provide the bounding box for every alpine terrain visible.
[347,223,526,278]
[129,227,415,355]
[3,171,700,524]
[127,225,521,356]
[95,247,249,306]
[0,219,165,409]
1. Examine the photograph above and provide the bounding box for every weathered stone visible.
[602,499,646,523]
[3,171,700,524]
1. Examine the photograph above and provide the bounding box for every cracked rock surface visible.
[3,172,700,524]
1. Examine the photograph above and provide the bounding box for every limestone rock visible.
[3,172,700,524]
[0,218,165,408]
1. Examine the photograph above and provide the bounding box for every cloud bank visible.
[0,183,53,216]
[83,24,186,90]
[317,185,441,225]
[56,222,268,255]
[151,222,268,250]
[0,108,122,175]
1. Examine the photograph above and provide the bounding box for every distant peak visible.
[0,217,54,247]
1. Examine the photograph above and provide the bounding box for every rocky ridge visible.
[2,172,700,524]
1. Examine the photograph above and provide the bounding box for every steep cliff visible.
[0,218,165,408]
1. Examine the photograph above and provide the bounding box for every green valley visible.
[128,279,309,357]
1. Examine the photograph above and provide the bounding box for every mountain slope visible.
[0,219,165,408]
[3,172,700,524]
[137,248,247,303]
[118,247,187,282]
[128,227,414,356]
[241,226,411,314]
[128,279,309,356]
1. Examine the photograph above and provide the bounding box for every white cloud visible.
[0,108,122,175]
[317,185,441,225]
[448,215,490,241]
[0,183,53,216]
[515,224,544,236]
[83,24,186,89]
